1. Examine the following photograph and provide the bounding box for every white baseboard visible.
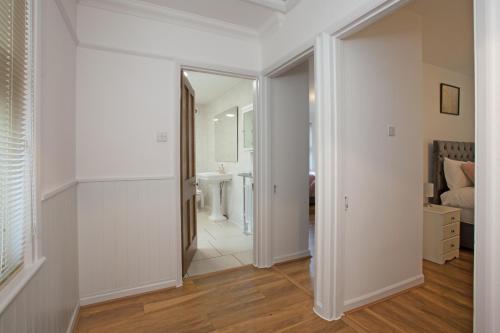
[66,302,80,333]
[272,249,311,264]
[343,274,425,312]
[79,280,177,306]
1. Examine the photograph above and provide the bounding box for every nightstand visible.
[423,205,461,264]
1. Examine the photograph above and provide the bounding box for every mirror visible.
[214,106,238,162]
[242,106,253,151]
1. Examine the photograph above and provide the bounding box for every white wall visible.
[0,188,79,333]
[341,9,424,310]
[76,48,175,179]
[76,47,179,302]
[195,80,254,224]
[78,180,177,305]
[422,63,475,182]
[0,0,79,332]
[78,4,261,73]
[42,0,77,192]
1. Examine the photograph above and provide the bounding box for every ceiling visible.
[405,0,474,75]
[139,0,298,32]
[185,71,247,105]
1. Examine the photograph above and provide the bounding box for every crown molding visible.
[241,0,287,13]
[78,0,260,41]
[241,0,301,13]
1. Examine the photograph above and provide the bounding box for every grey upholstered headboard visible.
[432,140,475,204]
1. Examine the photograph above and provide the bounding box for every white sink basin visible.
[197,172,232,221]
[197,172,232,183]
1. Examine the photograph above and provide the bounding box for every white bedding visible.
[460,208,474,225]
[441,187,475,224]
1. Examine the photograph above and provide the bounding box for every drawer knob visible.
[451,229,455,233]
[451,217,455,220]
[451,244,455,248]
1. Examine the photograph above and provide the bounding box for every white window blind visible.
[0,0,33,285]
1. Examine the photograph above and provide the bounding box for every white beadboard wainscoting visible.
[77,177,179,305]
[0,185,79,333]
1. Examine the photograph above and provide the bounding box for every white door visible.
[270,61,310,261]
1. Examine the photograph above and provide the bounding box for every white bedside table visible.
[423,205,461,264]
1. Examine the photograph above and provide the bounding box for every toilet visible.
[196,186,204,209]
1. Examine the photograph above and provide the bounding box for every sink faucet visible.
[218,163,225,174]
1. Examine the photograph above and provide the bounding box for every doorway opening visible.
[180,69,256,277]
[337,0,475,328]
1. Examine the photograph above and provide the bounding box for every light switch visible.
[387,126,396,137]
[156,132,168,143]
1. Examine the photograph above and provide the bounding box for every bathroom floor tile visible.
[188,210,253,276]
[208,235,253,256]
[232,251,253,265]
[197,227,216,242]
[193,239,221,261]
[187,255,242,277]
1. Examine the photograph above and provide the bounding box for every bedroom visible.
[413,0,475,322]
[413,0,475,261]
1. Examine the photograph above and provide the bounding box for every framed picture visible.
[440,83,460,116]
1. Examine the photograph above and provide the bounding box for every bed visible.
[432,140,475,249]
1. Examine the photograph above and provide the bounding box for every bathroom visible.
[184,70,255,276]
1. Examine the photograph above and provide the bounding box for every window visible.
[0,0,34,285]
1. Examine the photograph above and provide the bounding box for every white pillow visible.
[441,187,474,209]
[444,157,473,190]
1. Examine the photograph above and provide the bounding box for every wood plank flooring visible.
[75,250,473,333]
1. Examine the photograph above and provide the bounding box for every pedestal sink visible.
[197,172,232,221]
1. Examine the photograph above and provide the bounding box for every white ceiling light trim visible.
[78,0,259,40]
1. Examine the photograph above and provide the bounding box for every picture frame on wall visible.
[440,83,460,116]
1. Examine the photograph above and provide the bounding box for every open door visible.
[180,71,197,276]
[270,61,310,260]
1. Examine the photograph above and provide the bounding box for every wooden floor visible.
[75,250,473,333]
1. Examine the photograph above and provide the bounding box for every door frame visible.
[260,0,413,320]
[174,62,259,285]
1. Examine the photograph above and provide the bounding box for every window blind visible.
[0,0,33,285]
